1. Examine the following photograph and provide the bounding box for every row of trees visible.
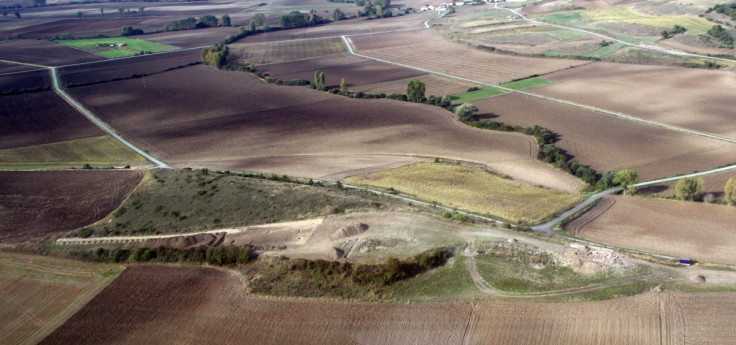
[88,245,256,266]
[674,176,736,204]
[201,44,228,68]
[171,14,231,31]
[661,24,687,39]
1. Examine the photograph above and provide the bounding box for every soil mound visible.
[330,247,345,259]
[690,275,706,283]
[331,223,369,240]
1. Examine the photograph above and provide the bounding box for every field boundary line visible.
[49,67,171,168]
[494,3,736,64]
[340,35,736,145]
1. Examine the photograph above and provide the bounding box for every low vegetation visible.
[54,37,175,58]
[707,25,734,48]
[85,169,395,237]
[344,162,583,224]
[245,247,452,300]
[0,135,145,169]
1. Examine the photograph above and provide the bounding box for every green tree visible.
[32,0,46,6]
[250,20,256,32]
[406,78,426,103]
[314,70,326,91]
[613,169,638,194]
[118,7,124,15]
[333,8,344,21]
[340,78,348,95]
[252,13,266,26]
[100,8,104,16]
[221,14,231,26]
[2,12,7,18]
[77,11,83,18]
[454,102,478,122]
[138,6,144,16]
[724,178,735,204]
[198,14,218,28]
[598,170,618,188]
[676,177,703,201]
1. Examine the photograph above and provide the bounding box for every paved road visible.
[48,67,171,168]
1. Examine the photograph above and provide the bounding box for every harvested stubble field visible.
[349,30,589,84]
[0,252,123,345]
[255,54,425,89]
[536,62,736,138]
[58,49,201,86]
[0,68,51,92]
[0,135,147,168]
[0,39,102,66]
[344,162,583,223]
[229,37,348,65]
[42,265,736,344]
[69,65,581,191]
[473,92,736,182]
[564,195,736,265]
[0,91,103,150]
[0,170,144,243]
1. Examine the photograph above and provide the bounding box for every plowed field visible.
[0,91,103,150]
[42,265,736,344]
[537,62,736,138]
[0,252,123,345]
[350,30,589,84]
[229,37,348,65]
[0,69,52,92]
[473,93,736,182]
[563,195,736,265]
[0,39,102,66]
[144,27,241,48]
[0,170,144,243]
[68,65,581,191]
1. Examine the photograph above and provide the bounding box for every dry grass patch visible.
[0,135,146,168]
[344,162,583,224]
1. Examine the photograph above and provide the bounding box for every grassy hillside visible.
[85,169,401,237]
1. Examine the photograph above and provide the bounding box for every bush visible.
[78,228,93,238]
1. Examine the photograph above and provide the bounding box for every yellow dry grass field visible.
[0,135,146,168]
[228,37,347,65]
[344,162,583,224]
[0,252,124,345]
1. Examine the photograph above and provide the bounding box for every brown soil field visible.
[235,13,434,44]
[229,37,348,65]
[0,68,51,92]
[473,93,736,182]
[143,27,241,48]
[0,39,102,66]
[0,91,104,150]
[349,30,589,84]
[356,73,477,97]
[69,65,581,191]
[536,62,736,138]
[58,48,201,86]
[639,168,736,199]
[42,265,736,344]
[0,252,123,345]
[564,195,736,265]
[257,54,425,89]
[0,170,144,243]
[0,62,41,74]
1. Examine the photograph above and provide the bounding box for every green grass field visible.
[500,78,551,90]
[449,78,550,104]
[0,135,146,169]
[54,37,175,58]
[547,29,590,41]
[449,87,506,104]
[394,256,478,301]
[344,162,583,224]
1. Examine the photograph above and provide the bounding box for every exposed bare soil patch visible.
[350,29,589,84]
[537,62,736,138]
[473,92,736,181]
[40,264,736,344]
[564,195,736,265]
[0,170,144,243]
[0,39,102,66]
[69,65,581,191]
[0,91,103,150]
